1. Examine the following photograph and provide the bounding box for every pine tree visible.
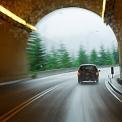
[46,47,60,69]
[71,54,79,67]
[57,43,72,68]
[27,32,46,72]
[105,49,115,65]
[46,44,72,69]
[112,47,119,64]
[90,49,99,65]
[98,45,116,66]
[98,45,107,65]
[78,46,88,65]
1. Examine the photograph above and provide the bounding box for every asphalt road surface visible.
[0,67,122,122]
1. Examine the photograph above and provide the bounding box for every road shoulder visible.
[105,75,122,102]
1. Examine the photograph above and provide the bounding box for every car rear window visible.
[80,65,97,71]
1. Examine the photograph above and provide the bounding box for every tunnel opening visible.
[26,7,119,76]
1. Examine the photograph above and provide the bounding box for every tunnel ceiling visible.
[0,0,122,34]
[1,0,121,39]
[0,0,103,26]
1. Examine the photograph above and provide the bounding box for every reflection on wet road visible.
[0,67,121,122]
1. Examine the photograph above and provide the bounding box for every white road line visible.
[0,79,29,86]
[105,80,122,103]
[0,85,60,122]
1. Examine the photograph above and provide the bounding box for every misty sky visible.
[36,7,117,55]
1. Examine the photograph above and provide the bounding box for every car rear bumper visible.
[78,75,98,81]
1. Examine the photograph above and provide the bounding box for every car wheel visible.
[96,79,99,84]
[78,77,81,83]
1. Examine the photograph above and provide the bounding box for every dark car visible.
[77,64,100,83]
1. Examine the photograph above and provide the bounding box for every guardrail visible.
[31,65,119,79]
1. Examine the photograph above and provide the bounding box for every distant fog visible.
[36,7,117,56]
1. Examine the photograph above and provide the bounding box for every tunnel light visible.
[102,0,107,21]
[0,5,37,31]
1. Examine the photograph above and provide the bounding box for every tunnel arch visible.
[28,0,103,25]
[0,0,122,81]
[26,7,118,73]
[35,7,118,47]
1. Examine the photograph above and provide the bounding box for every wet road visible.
[0,67,122,122]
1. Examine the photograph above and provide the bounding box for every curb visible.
[0,69,77,86]
[0,78,31,86]
[108,80,122,95]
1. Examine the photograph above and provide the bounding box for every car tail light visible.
[77,71,80,76]
[96,72,99,76]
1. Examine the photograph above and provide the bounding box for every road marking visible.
[105,80,122,103]
[0,85,59,122]
[0,79,29,86]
